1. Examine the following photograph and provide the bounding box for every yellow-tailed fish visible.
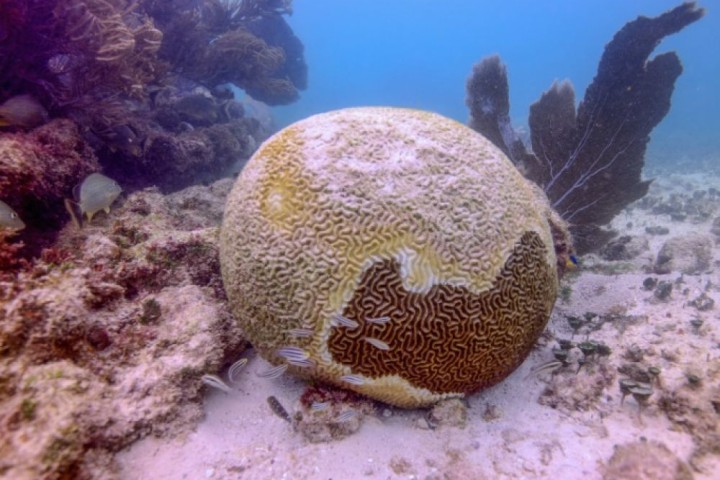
[0,94,49,128]
[0,200,25,230]
[73,173,122,222]
[565,254,579,269]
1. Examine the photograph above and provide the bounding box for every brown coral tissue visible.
[466,2,705,253]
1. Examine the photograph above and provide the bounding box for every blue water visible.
[273,0,719,169]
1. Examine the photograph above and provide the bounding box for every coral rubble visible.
[293,384,374,443]
[466,2,704,253]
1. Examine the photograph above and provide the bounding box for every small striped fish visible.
[310,401,331,412]
[288,328,314,338]
[201,374,232,393]
[364,337,390,351]
[336,410,358,422]
[276,346,309,362]
[258,364,288,379]
[331,314,359,328]
[340,374,365,385]
[524,360,563,379]
[228,358,248,384]
[366,316,391,325]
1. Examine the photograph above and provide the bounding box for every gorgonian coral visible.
[466,2,704,252]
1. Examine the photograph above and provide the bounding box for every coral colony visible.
[219,107,572,407]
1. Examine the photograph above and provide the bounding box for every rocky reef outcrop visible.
[0,180,246,479]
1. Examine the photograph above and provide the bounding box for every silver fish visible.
[228,358,248,384]
[331,313,359,328]
[257,364,288,379]
[366,316,391,325]
[310,401,330,411]
[0,200,25,230]
[201,374,232,393]
[364,337,390,351]
[276,346,309,363]
[525,360,564,379]
[73,173,122,222]
[336,410,359,422]
[340,374,365,386]
[288,327,314,338]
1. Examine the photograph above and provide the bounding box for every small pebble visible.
[415,417,431,430]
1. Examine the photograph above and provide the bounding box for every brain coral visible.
[220,107,571,407]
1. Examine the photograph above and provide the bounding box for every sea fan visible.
[466,2,705,252]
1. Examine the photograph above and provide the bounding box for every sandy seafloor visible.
[117,172,720,480]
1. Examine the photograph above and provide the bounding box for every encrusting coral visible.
[220,107,574,408]
[465,2,705,253]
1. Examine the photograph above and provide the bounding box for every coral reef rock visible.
[599,235,649,261]
[427,398,469,429]
[654,234,714,275]
[293,384,375,443]
[602,440,693,480]
[220,106,573,408]
[0,179,245,479]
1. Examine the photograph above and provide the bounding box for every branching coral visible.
[466,3,704,253]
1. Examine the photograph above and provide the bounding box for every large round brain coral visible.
[220,107,572,407]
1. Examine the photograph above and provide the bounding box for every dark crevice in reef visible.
[466,2,705,253]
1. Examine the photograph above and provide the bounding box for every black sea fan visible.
[466,2,705,253]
